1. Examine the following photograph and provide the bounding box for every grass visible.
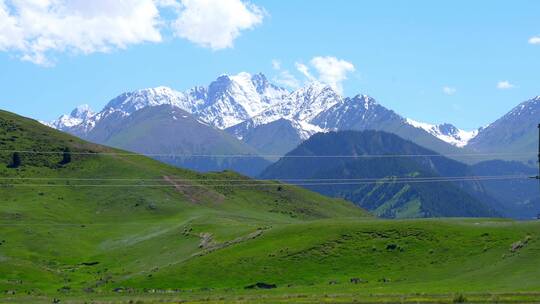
[1,109,540,303]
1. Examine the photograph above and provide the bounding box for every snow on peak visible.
[406,118,477,147]
[238,80,342,130]
[291,120,327,140]
[47,73,291,134]
[292,81,330,97]
[506,95,540,119]
[70,104,94,118]
[53,114,84,129]
[103,86,189,115]
[288,81,342,121]
[49,103,96,131]
[46,73,489,150]
[199,72,289,129]
[350,94,377,110]
[229,71,252,84]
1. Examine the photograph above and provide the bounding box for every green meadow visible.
[1,109,540,303]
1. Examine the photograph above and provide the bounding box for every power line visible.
[0,176,528,187]
[0,149,535,159]
[0,175,527,182]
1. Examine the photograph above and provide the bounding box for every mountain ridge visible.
[468,95,540,164]
[261,130,499,218]
[48,73,478,154]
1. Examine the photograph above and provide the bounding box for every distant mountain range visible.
[46,73,478,169]
[260,130,500,218]
[46,72,539,175]
[34,73,540,218]
[261,130,540,219]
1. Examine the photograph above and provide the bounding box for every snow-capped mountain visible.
[100,86,198,116]
[311,94,396,130]
[197,72,288,129]
[228,81,341,141]
[48,72,482,160]
[50,72,289,134]
[467,95,540,163]
[51,104,95,129]
[405,118,478,148]
[49,104,97,136]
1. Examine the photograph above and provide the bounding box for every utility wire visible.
[0,149,535,158]
[0,176,528,187]
[0,175,527,182]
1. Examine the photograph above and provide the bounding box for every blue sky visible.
[0,0,539,130]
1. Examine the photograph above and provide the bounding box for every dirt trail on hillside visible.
[193,229,265,257]
[163,175,225,204]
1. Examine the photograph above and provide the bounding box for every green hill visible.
[261,130,498,218]
[1,110,540,303]
[85,105,271,177]
[0,109,366,293]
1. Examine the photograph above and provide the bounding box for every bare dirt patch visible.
[163,176,225,204]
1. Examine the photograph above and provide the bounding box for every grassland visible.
[1,109,540,303]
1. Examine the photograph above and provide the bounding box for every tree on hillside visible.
[60,148,71,165]
[9,152,21,168]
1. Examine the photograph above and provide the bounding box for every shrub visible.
[60,148,72,165]
[453,293,467,303]
[9,152,21,168]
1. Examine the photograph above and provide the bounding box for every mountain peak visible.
[212,72,259,85]
[50,104,96,132]
[526,95,540,105]
[250,72,272,94]
[290,81,338,103]
[303,80,331,91]
[351,94,377,110]
[251,72,267,81]
[70,104,94,119]
[230,71,252,80]
[506,96,540,119]
[405,118,477,147]
[103,86,185,116]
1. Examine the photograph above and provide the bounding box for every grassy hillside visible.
[84,105,271,176]
[0,109,366,294]
[1,110,540,303]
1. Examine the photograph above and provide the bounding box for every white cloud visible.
[0,0,163,65]
[273,56,356,93]
[529,36,540,45]
[271,59,299,89]
[310,56,355,94]
[0,0,267,65]
[171,0,264,50]
[295,62,315,82]
[273,70,300,89]
[496,80,516,89]
[443,86,456,95]
[271,59,281,70]
[294,56,355,94]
